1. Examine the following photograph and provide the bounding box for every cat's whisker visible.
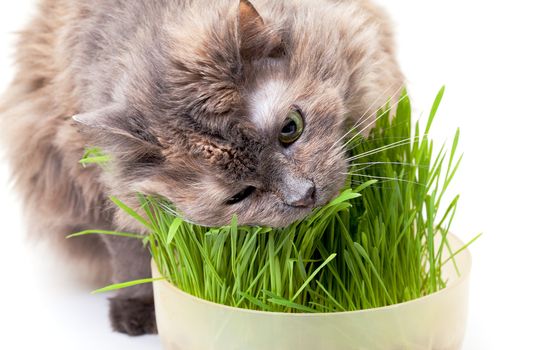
[345,132,431,161]
[157,201,181,217]
[332,125,417,162]
[347,164,374,172]
[330,84,402,150]
[348,161,427,169]
[350,84,404,131]
[342,93,409,150]
[339,92,410,152]
[345,137,416,162]
[343,173,425,186]
[348,179,409,190]
[346,134,427,161]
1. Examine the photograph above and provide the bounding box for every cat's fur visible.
[0,0,403,335]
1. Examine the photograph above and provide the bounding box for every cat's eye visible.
[225,186,256,205]
[279,109,304,146]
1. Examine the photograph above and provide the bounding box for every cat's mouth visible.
[270,189,339,228]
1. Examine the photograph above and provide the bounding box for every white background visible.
[1,1,540,349]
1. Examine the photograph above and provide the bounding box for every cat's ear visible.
[72,104,155,143]
[237,0,284,60]
[73,104,129,135]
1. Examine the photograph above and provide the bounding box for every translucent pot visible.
[152,234,471,350]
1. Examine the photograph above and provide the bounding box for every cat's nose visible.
[287,183,316,208]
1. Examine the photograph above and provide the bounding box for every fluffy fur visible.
[0,0,403,335]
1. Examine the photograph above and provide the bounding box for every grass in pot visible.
[71,88,479,350]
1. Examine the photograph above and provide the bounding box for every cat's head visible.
[74,0,402,227]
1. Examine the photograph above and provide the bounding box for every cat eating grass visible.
[0,0,403,336]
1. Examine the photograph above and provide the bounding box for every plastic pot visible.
[152,234,471,350]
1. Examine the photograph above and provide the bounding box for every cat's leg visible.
[102,235,157,335]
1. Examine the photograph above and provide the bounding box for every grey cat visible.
[0,0,403,335]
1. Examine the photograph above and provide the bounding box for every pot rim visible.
[152,233,471,317]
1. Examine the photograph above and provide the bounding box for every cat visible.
[0,0,403,336]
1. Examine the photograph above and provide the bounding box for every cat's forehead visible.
[248,79,291,130]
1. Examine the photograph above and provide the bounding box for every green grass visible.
[73,88,478,313]
[78,147,111,167]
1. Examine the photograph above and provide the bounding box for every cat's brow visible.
[249,79,288,130]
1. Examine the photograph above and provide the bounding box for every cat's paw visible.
[109,296,157,336]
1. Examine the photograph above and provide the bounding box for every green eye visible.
[279,109,304,145]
